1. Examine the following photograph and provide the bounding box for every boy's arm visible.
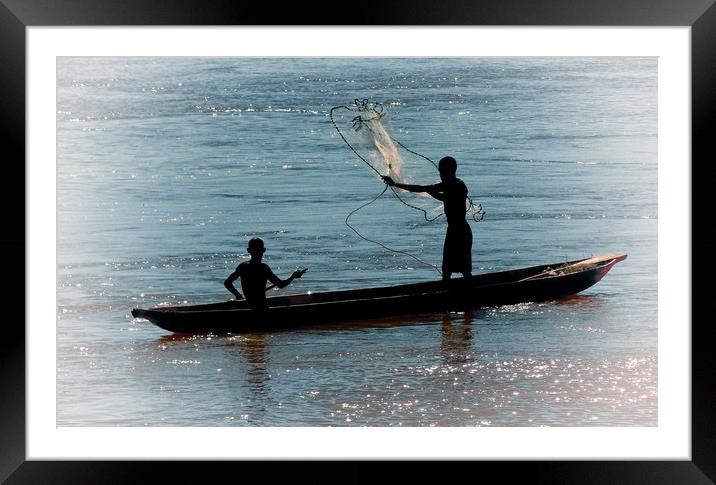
[267,267,307,289]
[223,268,244,300]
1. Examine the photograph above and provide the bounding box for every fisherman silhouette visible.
[224,237,307,311]
[382,156,472,282]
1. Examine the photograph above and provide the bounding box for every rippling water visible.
[57,57,657,426]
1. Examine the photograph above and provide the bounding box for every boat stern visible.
[596,253,628,280]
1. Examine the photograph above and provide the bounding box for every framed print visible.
[4,0,714,481]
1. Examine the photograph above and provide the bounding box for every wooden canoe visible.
[131,253,627,334]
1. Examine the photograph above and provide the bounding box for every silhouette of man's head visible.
[438,156,457,181]
[247,237,266,257]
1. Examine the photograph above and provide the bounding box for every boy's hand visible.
[293,268,308,279]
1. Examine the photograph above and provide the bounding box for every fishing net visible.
[330,99,485,223]
[330,99,444,221]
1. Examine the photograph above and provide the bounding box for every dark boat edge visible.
[131,253,627,334]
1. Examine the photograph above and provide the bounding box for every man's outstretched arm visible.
[382,176,444,201]
[224,269,244,300]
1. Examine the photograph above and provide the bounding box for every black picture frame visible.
[3,0,714,482]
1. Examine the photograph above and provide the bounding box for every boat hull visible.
[132,254,626,334]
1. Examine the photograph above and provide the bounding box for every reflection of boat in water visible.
[441,311,475,366]
[131,254,626,335]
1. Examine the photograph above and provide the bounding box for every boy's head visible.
[247,237,266,256]
[438,156,457,181]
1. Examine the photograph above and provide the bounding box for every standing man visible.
[382,156,472,281]
[224,237,307,311]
